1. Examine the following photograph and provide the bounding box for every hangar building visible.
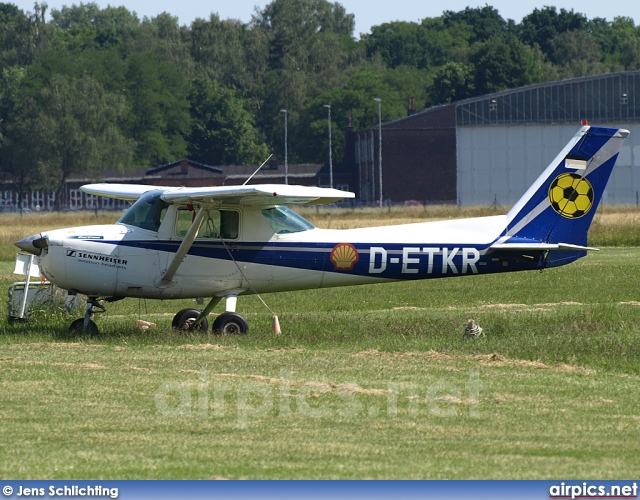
[348,71,640,206]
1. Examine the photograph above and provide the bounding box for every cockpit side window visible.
[262,206,315,234]
[176,208,240,240]
[117,191,168,232]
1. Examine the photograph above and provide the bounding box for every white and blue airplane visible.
[16,125,629,334]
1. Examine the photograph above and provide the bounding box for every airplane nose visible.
[15,233,48,256]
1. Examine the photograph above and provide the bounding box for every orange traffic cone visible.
[271,315,281,334]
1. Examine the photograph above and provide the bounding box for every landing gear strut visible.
[69,297,105,335]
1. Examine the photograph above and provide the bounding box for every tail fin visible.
[493,125,629,258]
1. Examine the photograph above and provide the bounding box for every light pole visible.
[323,104,333,188]
[280,109,288,184]
[374,97,382,208]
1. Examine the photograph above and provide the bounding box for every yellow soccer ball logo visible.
[548,173,594,218]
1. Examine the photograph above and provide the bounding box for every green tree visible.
[363,20,463,71]
[50,3,141,52]
[0,67,47,207]
[0,2,51,67]
[553,30,605,77]
[364,22,426,68]
[46,74,134,205]
[518,7,587,62]
[253,0,354,71]
[430,61,475,104]
[442,6,511,44]
[188,78,269,165]
[297,65,408,163]
[1,96,51,207]
[132,13,194,77]
[588,17,640,70]
[470,37,543,95]
[124,52,191,166]
[189,14,268,98]
[25,44,128,99]
[620,38,640,70]
[4,74,134,207]
[251,0,359,160]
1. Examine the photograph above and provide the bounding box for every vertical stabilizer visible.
[498,125,629,250]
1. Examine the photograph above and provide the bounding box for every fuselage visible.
[29,201,567,301]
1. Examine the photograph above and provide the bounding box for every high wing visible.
[80,183,167,201]
[160,184,355,206]
[80,183,355,206]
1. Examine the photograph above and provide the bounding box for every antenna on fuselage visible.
[243,154,274,186]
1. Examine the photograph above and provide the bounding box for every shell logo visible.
[330,243,359,271]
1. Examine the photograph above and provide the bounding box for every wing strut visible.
[156,205,208,286]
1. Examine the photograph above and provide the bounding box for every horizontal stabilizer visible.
[490,242,598,252]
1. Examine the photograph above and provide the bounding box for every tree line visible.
[1,0,639,203]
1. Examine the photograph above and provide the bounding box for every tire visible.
[212,312,249,335]
[172,308,208,332]
[69,318,99,335]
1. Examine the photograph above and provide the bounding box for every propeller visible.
[15,234,48,256]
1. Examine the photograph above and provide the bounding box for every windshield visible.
[262,206,315,234]
[117,190,169,232]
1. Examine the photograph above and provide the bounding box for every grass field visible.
[1,208,639,479]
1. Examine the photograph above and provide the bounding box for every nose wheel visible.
[69,297,105,335]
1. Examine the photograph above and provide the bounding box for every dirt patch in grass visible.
[391,306,429,311]
[477,302,582,310]
[176,344,231,351]
[263,347,306,352]
[438,394,478,406]
[353,349,594,373]
[195,371,391,396]
[152,344,234,350]
[392,302,584,313]
[3,359,108,370]
[477,353,595,373]
[77,363,107,370]
[22,342,106,349]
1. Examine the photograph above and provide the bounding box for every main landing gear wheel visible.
[172,308,209,332]
[212,312,249,335]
